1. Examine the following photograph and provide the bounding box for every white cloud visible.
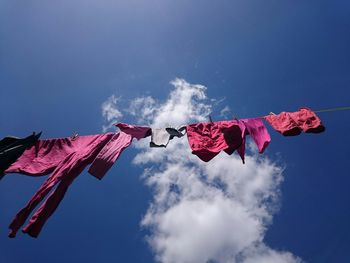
[127,96,157,124]
[241,245,302,263]
[146,197,262,263]
[102,78,302,263]
[101,95,123,132]
[150,78,211,127]
[220,105,231,118]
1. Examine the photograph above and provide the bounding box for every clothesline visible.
[0,107,342,238]
[314,106,350,113]
[232,106,350,121]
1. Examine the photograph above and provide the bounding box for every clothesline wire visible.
[314,106,350,113]
[250,106,350,121]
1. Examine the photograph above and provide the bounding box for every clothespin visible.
[208,115,213,123]
[269,112,276,115]
[71,132,78,141]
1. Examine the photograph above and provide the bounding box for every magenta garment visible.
[186,118,270,163]
[5,124,150,238]
[264,107,325,136]
[88,132,133,179]
[88,123,151,178]
[115,122,152,139]
[186,120,244,162]
[235,118,271,163]
[242,118,271,153]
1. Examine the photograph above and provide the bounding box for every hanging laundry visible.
[150,126,186,147]
[236,118,271,163]
[264,107,325,136]
[4,124,150,238]
[114,123,152,139]
[88,123,151,178]
[186,118,270,163]
[0,132,41,180]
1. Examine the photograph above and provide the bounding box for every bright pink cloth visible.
[88,132,133,179]
[186,118,270,163]
[5,124,150,238]
[264,107,325,136]
[186,120,244,162]
[116,123,152,139]
[242,118,271,153]
[88,123,151,178]
[237,118,271,163]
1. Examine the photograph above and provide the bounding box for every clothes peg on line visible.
[71,132,78,141]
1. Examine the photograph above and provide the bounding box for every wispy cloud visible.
[127,96,157,124]
[101,78,302,263]
[148,78,211,127]
[101,95,123,132]
[220,105,231,118]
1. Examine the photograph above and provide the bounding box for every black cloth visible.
[0,132,42,179]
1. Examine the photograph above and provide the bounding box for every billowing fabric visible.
[264,107,325,136]
[186,118,270,163]
[0,132,41,180]
[150,127,186,147]
[88,124,150,178]
[115,123,151,139]
[237,118,271,163]
[242,118,271,153]
[5,124,150,238]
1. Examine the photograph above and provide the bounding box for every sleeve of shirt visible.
[88,132,133,180]
[89,124,151,180]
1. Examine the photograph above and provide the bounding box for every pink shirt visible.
[5,124,151,238]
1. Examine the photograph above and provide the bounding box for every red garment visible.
[5,124,150,238]
[264,107,325,136]
[238,118,271,163]
[88,123,151,179]
[115,122,152,139]
[186,118,270,163]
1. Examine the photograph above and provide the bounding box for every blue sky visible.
[1,1,350,262]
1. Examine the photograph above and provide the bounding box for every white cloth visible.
[150,127,186,147]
